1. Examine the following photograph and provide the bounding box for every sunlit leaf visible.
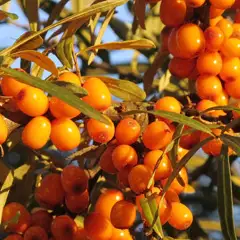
[74,215,84,228]
[0,10,18,21]
[200,105,240,115]
[158,70,171,92]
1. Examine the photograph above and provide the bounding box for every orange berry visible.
[110,228,132,240]
[65,190,89,213]
[82,77,111,111]
[84,212,113,240]
[209,0,235,9]
[4,234,23,240]
[35,173,64,209]
[209,6,225,18]
[196,75,223,100]
[168,28,184,57]
[220,38,240,57]
[219,57,240,82]
[112,144,138,171]
[168,202,193,230]
[110,200,136,229]
[87,117,115,144]
[176,23,205,59]
[231,23,240,38]
[31,210,52,233]
[50,118,81,151]
[0,114,8,144]
[155,96,181,115]
[23,226,48,240]
[1,69,27,97]
[235,12,240,23]
[204,26,224,51]
[95,189,124,220]
[160,0,187,27]
[22,116,51,149]
[216,18,233,38]
[73,228,88,240]
[117,166,132,187]
[144,150,172,180]
[185,0,205,7]
[143,121,173,150]
[58,72,81,85]
[225,77,240,98]
[2,202,31,233]
[115,118,140,145]
[165,189,180,203]
[16,87,49,117]
[213,90,229,105]
[177,147,189,161]
[179,126,201,150]
[128,164,153,194]
[196,51,222,76]
[61,165,88,195]
[51,215,78,240]
[210,16,223,27]
[160,26,172,52]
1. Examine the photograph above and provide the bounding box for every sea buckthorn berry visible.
[84,212,113,240]
[128,164,153,194]
[51,215,78,240]
[210,6,225,18]
[35,173,64,209]
[65,190,89,213]
[168,28,184,57]
[99,144,118,174]
[232,23,240,38]
[74,228,88,240]
[82,77,111,111]
[220,38,240,57]
[210,16,223,26]
[1,69,27,97]
[115,118,140,145]
[110,200,136,229]
[110,228,132,240]
[117,166,132,187]
[0,114,8,144]
[213,90,229,105]
[50,118,81,151]
[209,0,235,9]
[196,51,222,76]
[177,147,189,161]
[161,167,188,194]
[144,150,172,180]
[160,0,186,27]
[196,75,223,100]
[143,121,173,150]
[160,26,172,52]
[23,226,48,240]
[204,26,224,51]
[235,12,240,23]
[4,234,23,240]
[95,189,124,219]
[58,72,81,85]
[31,210,52,233]
[112,144,138,171]
[179,126,201,150]
[216,18,233,38]
[22,116,51,150]
[219,57,240,82]
[87,117,115,144]
[168,57,196,78]
[168,202,193,230]
[225,77,240,98]
[185,0,205,8]
[165,189,180,203]
[16,87,49,117]
[176,23,205,59]
[2,202,31,233]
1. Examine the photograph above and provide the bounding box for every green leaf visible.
[0,67,109,124]
[0,10,18,20]
[217,145,237,240]
[83,76,146,101]
[220,135,240,156]
[74,215,84,228]
[200,105,240,115]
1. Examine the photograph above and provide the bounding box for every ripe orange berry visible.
[210,16,223,27]
[160,0,187,27]
[23,226,48,240]
[0,114,8,144]
[128,164,153,194]
[209,0,235,9]
[209,6,225,18]
[87,117,115,144]
[161,167,188,194]
[168,28,184,57]
[50,118,81,151]
[169,57,196,78]
[221,38,240,57]
[117,166,132,187]
[110,228,132,240]
[196,51,222,76]
[22,116,51,150]
[61,165,88,195]
[196,75,223,100]
[165,189,180,203]
[16,87,48,117]
[179,126,201,150]
[176,23,205,59]
[204,26,224,51]
[225,77,240,98]
[143,121,173,150]
[84,212,113,240]
[112,144,138,171]
[232,23,240,38]
[82,77,111,111]
[35,173,64,209]
[51,215,78,240]
[177,147,189,161]
[110,200,136,229]
[1,69,27,97]
[168,202,193,230]
[4,234,23,240]
[160,26,172,52]
[2,202,31,233]
[213,90,229,105]
[219,57,240,82]
[143,150,172,180]
[74,228,88,240]
[65,190,89,213]
[58,72,81,85]
[115,118,140,145]
[31,210,52,233]
[185,0,205,7]
[216,18,233,38]
[95,189,124,220]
